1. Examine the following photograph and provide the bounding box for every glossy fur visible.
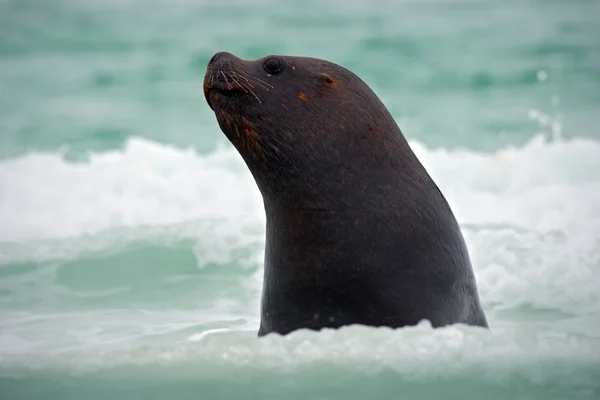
[203,51,488,336]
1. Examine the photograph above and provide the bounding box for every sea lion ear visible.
[319,73,336,88]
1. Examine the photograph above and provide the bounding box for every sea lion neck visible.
[258,149,430,217]
[247,123,428,213]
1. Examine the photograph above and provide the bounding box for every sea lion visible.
[203,51,489,336]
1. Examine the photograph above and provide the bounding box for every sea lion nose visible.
[207,51,234,67]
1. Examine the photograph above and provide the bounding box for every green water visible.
[1,0,600,399]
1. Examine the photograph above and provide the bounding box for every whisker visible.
[220,70,232,90]
[245,84,262,104]
[245,83,262,104]
[233,70,273,90]
[247,78,271,91]
[230,72,255,88]
[247,75,274,89]
[226,72,248,94]
[229,73,262,104]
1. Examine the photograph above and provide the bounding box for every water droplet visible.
[537,70,548,82]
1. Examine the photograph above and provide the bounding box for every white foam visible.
[411,134,600,234]
[1,320,599,384]
[1,134,599,316]
[0,138,263,243]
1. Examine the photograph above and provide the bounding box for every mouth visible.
[203,78,246,111]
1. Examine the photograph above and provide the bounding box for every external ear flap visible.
[319,73,336,88]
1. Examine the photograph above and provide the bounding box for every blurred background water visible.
[1,0,599,399]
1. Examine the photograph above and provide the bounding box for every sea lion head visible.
[203,51,406,201]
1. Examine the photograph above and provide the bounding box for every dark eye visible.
[264,58,282,74]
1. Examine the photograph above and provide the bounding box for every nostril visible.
[208,53,218,66]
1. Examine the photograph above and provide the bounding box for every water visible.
[1,0,599,398]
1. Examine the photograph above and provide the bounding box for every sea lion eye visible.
[264,58,282,74]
